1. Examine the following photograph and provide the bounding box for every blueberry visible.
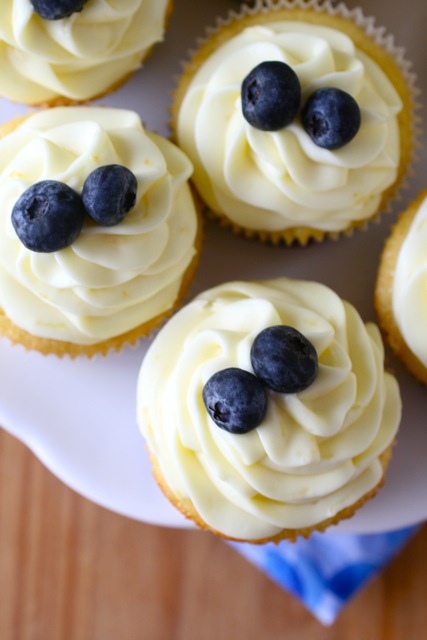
[202,368,268,434]
[250,325,318,394]
[241,61,301,131]
[302,87,361,149]
[82,164,137,226]
[30,0,88,20]
[11,180,85,253]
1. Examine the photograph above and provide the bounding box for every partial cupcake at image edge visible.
[0,0,173,106]
[375,190,427,385]
[171,0,419,245]
[137,277,401,543]
[0,106,201,358]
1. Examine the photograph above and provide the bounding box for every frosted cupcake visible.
[137,278,401,543]
[0,107,201,357]
[171,0,416,244]
[375,190,427,384]
[0,0,172,105]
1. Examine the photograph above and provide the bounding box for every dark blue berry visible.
[30,0,88,20]
[302,87,361,149]
[241,61,301,131]
[202,368,268,434]
[11,180,85,253]
[250,325,318,394]
[82,164,137,226]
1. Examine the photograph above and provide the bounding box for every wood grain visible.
[0,427,426,640]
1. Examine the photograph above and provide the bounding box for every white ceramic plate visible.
[0,0,426,535]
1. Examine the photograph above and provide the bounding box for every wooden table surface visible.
[0,428,426,640]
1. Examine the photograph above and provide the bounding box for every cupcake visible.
[171,0,416,244]
[137,278,401,543]
[0,106,201,357]
[375,190,427,385]
[0,0,172,105]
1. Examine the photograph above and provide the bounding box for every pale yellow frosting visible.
[176,21,402,233]
[0,107,198,345]
[137,278,401,540]
[392,194,427,366]
[0,0,169,103]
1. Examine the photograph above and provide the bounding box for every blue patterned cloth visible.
[230,526,418,625]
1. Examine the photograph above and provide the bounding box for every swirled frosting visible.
[137,279,401,540]
[0,107,198,345]
[176,21,403,233]
[0,0,170,103]
[392,194,427,366]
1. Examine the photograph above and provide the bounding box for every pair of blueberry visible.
[30,0,88,20]
[11,164,137,253]
[241,61,361,150]
[202,325,319,434]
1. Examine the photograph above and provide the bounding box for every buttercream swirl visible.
[0,0,169,103]
[176,21,403,233]
[392,193,427,367]
[0,107,198,345]
[137,279,401,540]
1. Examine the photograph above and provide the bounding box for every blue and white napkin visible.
[230,526,418,625]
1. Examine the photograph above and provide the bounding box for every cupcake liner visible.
[172,0,421,245]
[0,235,202,360]
[148,444,394,544]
